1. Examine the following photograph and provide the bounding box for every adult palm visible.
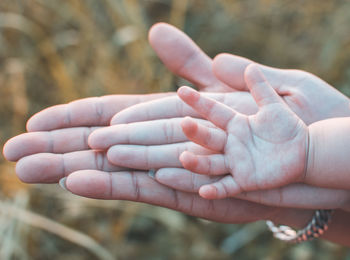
[2,23,350,232]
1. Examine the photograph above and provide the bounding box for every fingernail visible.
[59,177,67,190]
[148,169,156,179]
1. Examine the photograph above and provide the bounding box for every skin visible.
[177,65,350,199]
[177,66,309,199]
[306,117,350,189]
[2,23,350,245]
[110,53,350,126]
[93,65,350,208]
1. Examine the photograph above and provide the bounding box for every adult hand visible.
[111,54,350,126]
[88,102,350,211]
[92,53,350,210]
[5,22,349,208]
[61,169,350,247]
[2,23,350,235]
[3,23,231,165]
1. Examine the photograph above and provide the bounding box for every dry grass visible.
[0,0,350,259]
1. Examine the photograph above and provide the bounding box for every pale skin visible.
[177,65,309,199]
[2,23,350,245]
[93,65,350,207]
[176,65,350,201]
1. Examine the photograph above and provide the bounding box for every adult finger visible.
[3,127,99,162]
[63,169,276,223]
[15,151,124,183]
[213,53,286,92]
[111,92,257,125]
[149,23,230,92]
[106,142,213,170]
[26,93,173,132]
[89,118,208,150]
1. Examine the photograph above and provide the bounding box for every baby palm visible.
[178,64,308,199]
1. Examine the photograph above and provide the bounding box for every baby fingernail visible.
[59,177,67,191]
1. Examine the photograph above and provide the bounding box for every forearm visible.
[305,117,350,190]
[271,209,350,246]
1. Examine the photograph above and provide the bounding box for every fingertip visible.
[244,63,265,89]
[244,64,282,107]
[106,146,129,167]
[106,147,115,163]
[181,116,197,137]
[148,22,175,45]
[177,86,199,102]
[213,53,251,91]
[25,105,66,132]
[110,115,118,125]
[87,130,99,149]
[181,116,193,125]
[212,53,230,75]
[199,185,217,200]
[65,171,81,190]
[110,113,122,125]
[16,153,65,184]
[154,168,173,183]
[3,134,40,162]
[179,151,197,170]
[178,150,187,163]
[16,155,59,184]
[2,138,16,162]
[87,127,110,150]
[66,170,110,198]
[212,53,232,65]
[177,85,191,94]
[110,111,130,125]
[15,157,33,183]
[26,110,43,131]
[25,116,36,132]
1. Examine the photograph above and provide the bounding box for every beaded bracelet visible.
[266,209,334,243]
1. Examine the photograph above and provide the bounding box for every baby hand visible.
[178,64,308,199]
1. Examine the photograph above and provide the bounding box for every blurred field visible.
[1,0,350,259]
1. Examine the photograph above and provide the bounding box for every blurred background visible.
[1,0,350,259]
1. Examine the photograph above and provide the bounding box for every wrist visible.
[303,124,316,185]
[302,117,350,189]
